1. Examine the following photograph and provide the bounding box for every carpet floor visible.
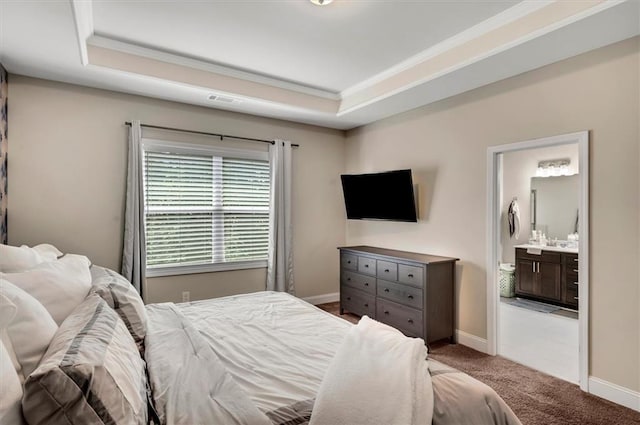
[317,302,640,425]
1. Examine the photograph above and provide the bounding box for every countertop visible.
[514,244,579,254]
[338,245,459,264]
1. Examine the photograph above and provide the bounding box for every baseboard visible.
[455,330,489,353]
[589,376,640,412]
[302,292,340,305]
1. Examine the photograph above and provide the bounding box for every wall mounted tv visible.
[341,169,418,222]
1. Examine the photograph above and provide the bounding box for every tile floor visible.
[499,300,579,384]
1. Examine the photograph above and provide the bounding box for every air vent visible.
[208,94,241,104]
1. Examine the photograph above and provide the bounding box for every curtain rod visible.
[124,121,299,147]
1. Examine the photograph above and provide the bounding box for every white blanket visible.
[309,316,434,425]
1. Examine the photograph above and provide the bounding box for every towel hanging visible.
[508,199,520,239]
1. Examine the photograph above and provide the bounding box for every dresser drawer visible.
[565,270,579,304]
[341,287,375,318]
[342,270,376,295]
[376,260,398,281]
[357,256,376,276]
[341,253,358,271]
[377,298,423,338]
[565,280,579,308]
[566,265,580,276]
[377,279,423,309]
[398,264,424,287]
[563,253,579,267]
[566,270,579,284]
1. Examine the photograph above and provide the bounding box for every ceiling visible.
[91,0,520,93]
[1,1,639,130]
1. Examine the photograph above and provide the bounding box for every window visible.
[142,140,270,277]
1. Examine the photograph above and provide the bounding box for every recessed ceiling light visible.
[310,0,333,5]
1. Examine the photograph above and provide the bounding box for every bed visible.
[145,290,521,425]
[0,247,521,425]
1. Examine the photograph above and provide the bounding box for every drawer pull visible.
[573,281,579,285]
[384,269,390,273]
[407,274,414,278]
[384,310,389,315]
[574,296,579,300]
[364,282,369,287]
[347,260,351,264]
[573,269,579,273]
[407,295,414,300]
[346,297,351,301]
[365,264,369,268]
[573,258,579,262]
[364,303,368,307]
[384,288,390,292]
[407,319,414,324]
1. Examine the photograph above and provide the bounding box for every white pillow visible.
[0,244,62,272]
[0,281,58,382]
[0,338,25,425]
[0,245,44,273]
[1,254,91,325]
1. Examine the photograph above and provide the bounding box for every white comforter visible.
[177,291,351,414]
[144,291,522,425]
[144,303,272,425]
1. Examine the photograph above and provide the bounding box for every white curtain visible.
[266,140,294,294]
[121,120,147,297]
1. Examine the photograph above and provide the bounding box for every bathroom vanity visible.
[514,245,579,310]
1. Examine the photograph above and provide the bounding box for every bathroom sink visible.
[514,243,579,254]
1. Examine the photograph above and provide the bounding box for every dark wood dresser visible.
[515,247,579,310]
[338,246,459,344]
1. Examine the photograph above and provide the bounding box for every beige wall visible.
[7,76,346,302]
[345,38,640,391]
[6,37,640,394]
[500,144,579,264]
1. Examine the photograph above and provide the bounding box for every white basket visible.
[499,264,515,298]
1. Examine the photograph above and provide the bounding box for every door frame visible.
[486,131,589,391]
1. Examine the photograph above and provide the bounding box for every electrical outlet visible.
[182,291,190,303]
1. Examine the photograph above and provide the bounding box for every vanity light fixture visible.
[310,0,334,5]
[536,158,571,177]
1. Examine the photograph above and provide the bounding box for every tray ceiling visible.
[1,1,638,130]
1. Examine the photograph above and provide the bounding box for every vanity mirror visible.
[530,174,579,241]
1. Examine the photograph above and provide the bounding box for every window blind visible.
[143,149,270,270]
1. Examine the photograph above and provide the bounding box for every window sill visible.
[146,260,268,278]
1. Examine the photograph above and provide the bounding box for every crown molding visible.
[338,0,628,115]
[69,0,94,66]
[56,0,636,129]
[87,34,341,101]
[70,0,340,101]
[339,0,554,98]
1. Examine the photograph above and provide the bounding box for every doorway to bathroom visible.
[486,131,589,391]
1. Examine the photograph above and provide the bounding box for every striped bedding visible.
[22,294,148,425]
[90,266,148,352]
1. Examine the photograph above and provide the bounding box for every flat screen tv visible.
[341,169,417,222]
